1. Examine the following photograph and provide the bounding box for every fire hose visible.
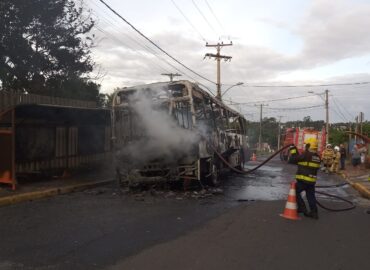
[207,143,356,212]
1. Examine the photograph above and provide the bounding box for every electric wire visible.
[331,97,349,122]
[234,81,370,88]
[89,0,216,93]
[205,140,356,212]
[88,0,173,73]
[227,94,319,105]
[93,25,170,76]
[171,0,207,42]
[204,0,225,33]
[263,105,324,111]
[332,96,354,120]
[92,0,195,80]
[330,107,347,123]
[98,0,217,85]
[191,0,218,36]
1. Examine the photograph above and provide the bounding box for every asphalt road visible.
[0,159,369,270]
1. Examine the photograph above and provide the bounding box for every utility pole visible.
[277,115,284,149]
[205,42,232,100]
[348,123,352,154]
[355,115,359,143]
[255,104,268,151]
[325,89,329,144]
[161,73,181,82]
[359,112,364,135]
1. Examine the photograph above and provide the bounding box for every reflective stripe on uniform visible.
[296,174,317,183]
[297,161,320,168]
[290,149,297,154]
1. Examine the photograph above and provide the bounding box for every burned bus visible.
[111,80,249,186]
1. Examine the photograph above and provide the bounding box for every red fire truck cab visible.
[280,127,326,162]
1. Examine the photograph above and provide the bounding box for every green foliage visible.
[329,128,346,146]
[285,118,325,130]
[0,0,100,101]
[247,117,279,148]
[362,121,370,137]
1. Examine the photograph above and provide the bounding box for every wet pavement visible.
[222,158,360,206]
[0,157,368,269]
[224,162,290,201]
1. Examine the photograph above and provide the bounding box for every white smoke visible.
[116,85,199,166]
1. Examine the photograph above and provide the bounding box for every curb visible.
[0,179,114,207]
[340,172,370,200]
[352,183,370,199]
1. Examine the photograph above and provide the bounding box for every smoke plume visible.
[116,85,199,168]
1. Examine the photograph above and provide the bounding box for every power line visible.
[90,1,217,93]
[191,0,218,36]
[332,96,354,119]
[171,0,207,42]
[331,96,349,122]
[231,93,318,105]
[93,26,170,76]
[98,0,216,85]
[330,107,347,123]
[88,0,174,74]
[267,104,324,111]
[233,81,370,88]
[204,0,225,33]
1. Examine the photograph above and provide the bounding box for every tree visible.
[329,128,346,146]
[303,115,312,127]
[0,0,100,101]
[247,117,279,149]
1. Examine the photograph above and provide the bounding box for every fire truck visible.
[280,127,326,162]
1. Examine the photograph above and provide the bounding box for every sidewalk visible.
[0,169,114,207]
[340,163,370,199]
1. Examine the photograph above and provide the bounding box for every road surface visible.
[0,159,369,269]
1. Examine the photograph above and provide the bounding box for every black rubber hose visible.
[316,191,356,211]
[206,141,356,212]
[316,182,348,188]
[210,144,291,175]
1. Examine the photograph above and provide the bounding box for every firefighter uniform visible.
[291,138,321,219]
[288,145,298,164]
[322,145,334,173]
[330,147,341,173]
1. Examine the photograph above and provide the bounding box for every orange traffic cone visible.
[251,153,257,161]
[280,182,300,220]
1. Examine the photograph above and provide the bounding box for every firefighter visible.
[291,138,321,219]
[330,146,341,173]
[322,144,334,173]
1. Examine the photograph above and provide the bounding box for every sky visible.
[85,0,370,123]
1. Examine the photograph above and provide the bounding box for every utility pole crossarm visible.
[205,53,232,60]
[206,42,233,47]
[205,42,233,100]
[161,73,182,82]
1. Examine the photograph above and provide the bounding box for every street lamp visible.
[221,82,244,98]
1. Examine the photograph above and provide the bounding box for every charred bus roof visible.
[112,80,244,119]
